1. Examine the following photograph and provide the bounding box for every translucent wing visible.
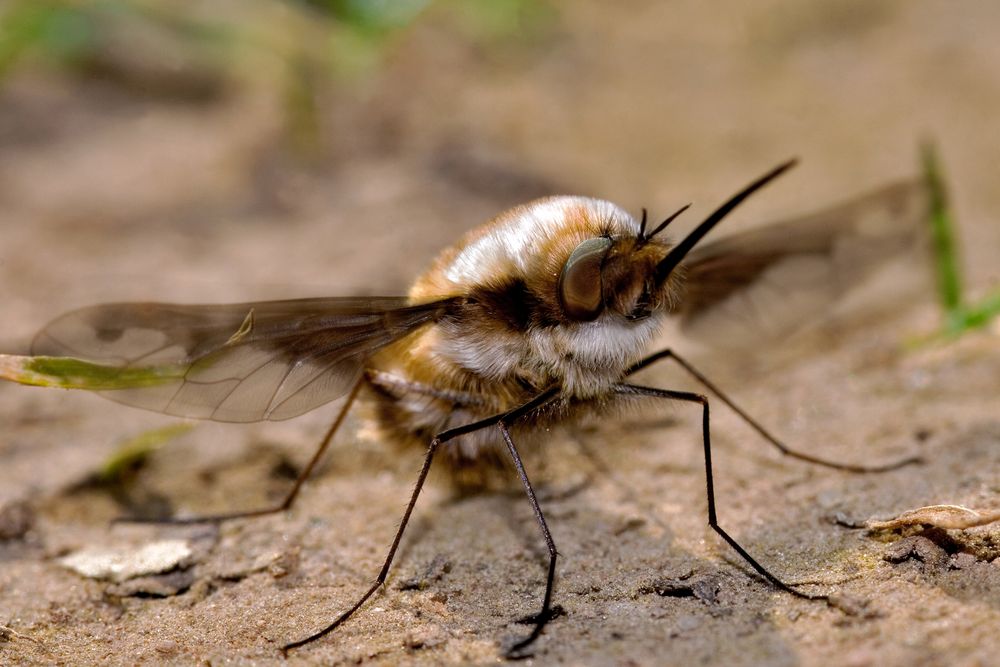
[675,180,930,346]
[30,297,455,422]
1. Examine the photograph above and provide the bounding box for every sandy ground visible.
[1,1,999,665]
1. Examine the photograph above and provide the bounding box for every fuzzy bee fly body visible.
[369,194,693,463]
[4,159,930,657]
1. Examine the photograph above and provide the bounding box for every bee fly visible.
[3,160,928,657]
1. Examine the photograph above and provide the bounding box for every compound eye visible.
[558,237,612,321]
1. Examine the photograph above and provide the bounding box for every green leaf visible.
[0,354,185,390]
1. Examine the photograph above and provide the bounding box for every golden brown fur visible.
[366,196,684,470]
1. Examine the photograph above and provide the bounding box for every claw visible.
[504,604,565,659]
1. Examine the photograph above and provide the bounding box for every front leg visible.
[614,382,826,600]
[627,348,921,473]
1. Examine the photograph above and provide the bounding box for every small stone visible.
[268,548,300,579]
[691,577,720,605]
[949,552,978,570]
[675,615,701,632]
[883,536,948,569]
[107,569,195,598]
[155,640,178,655]
[59,539,192,582]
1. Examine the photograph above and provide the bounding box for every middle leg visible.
[497,420,563,658]
[283,387,559,654]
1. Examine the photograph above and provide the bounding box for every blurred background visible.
[1,0,998,334]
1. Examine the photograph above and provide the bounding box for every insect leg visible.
[284,387,559,654]
[497,420,562,659]
[115,378,365,525]
[615,383,826,600]
[626,349,921,472]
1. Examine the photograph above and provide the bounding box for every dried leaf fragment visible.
[866,504,1000,531]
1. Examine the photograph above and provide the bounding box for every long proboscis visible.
[654,159,798,285]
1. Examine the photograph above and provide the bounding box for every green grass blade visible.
[97,423,195,485]
[921,142,964,327]
[956,290,1000,332]
[919,142,1000,339]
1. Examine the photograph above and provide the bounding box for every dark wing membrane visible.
[31,297,454,422]
[675,180,930,345]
